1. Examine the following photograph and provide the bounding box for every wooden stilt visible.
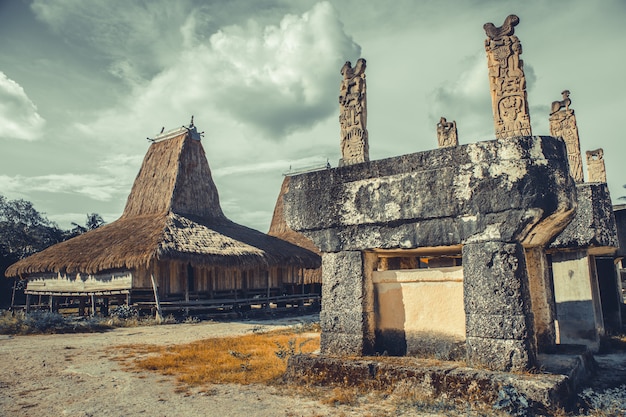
[90,294,96,317]
[150,274,162,323]
[10,279,17,312]
[25,294,31,313]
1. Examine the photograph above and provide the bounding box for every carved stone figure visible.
[436,117,458,147]
[339,58,369,166]
[549,91,584,183]
[586,149,607,183]
[484,14,532,139]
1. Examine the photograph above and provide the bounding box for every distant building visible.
[5,122,320,315]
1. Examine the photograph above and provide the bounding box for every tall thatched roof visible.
[268,176,322,284]
[6,125,320,277]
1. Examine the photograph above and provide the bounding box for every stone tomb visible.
[284,135,576,371]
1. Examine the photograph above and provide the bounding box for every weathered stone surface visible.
[320,251,374,355]
[285,354,580,411]
[463,242,531,316]
[463,241,536,369]
[465,314,530,340]
[549,183,618,251]
[586,148,607,183]
[436,117,458,147]
[284,136,577,371]
[466,337,535,371]
[549,90,584,183]
[285,136,576,249]
[339,59,368,166]
[484,15,532,139]
[614,205,626,259]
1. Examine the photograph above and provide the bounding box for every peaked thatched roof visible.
[6,127,320,277]
[268,176,322,284]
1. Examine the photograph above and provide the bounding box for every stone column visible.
[524,247,557,352]
[320,251,375,355]
[463,241,536,371]
[551,250,604,352]
[484,15,532,139]
[549,90,584,183]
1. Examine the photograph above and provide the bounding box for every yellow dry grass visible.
[112,329,319,386]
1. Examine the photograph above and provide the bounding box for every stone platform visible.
[285,348,595,412]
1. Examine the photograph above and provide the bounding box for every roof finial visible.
[190,115,194,127]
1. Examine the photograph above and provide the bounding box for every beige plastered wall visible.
[373,266,465,341]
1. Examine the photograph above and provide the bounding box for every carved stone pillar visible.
[549,90,584,183]
[586,148,607,183]
[436,117,459,147]
[463,241,537,371]
[339,59,369,166]
[484,15,532,139]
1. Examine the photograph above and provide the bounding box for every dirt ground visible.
[0,314,450,417]
[1,314,625,417]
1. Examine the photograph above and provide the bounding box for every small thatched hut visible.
[5,122,320,314]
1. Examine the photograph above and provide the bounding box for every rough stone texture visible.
[614,205,626,259]
[466,337,535,371]
[436,117,458,147]
[549,183,618,251]
[286,136,575,250]
[284,135,577,371]
[484,15,532,139]
[320,251,374,355]
[339,59,368,166]
[549,90,584,183]
[285,354,588,412]
[586,148,607,183]
[463,241,536,370]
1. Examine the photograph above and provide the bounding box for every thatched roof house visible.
[268,176,322,285]
[6,122,320,312]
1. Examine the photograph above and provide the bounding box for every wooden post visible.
[49,295,54,313]
[90,294,96,317]
[185,266,190,317]
[10,279,17,312]
[265,270,271,310]
[25,294,31,313]
[150,274,163,323]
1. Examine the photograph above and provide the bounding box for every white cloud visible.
[428,53,493,141]
[31,0,197,83]
[73,1,360,143]
[0,72,46,141]
[0,173,128,202]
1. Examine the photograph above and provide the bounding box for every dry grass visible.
[112,328,319,386]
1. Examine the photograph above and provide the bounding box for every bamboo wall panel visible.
[26,271,132,293]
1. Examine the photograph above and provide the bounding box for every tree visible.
[67,213,105,238]
[0,195,64,259]
[0,195,66,309]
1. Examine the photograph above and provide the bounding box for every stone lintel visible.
[285,136,575,250]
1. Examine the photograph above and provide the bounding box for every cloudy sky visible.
[1,0,625,232]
